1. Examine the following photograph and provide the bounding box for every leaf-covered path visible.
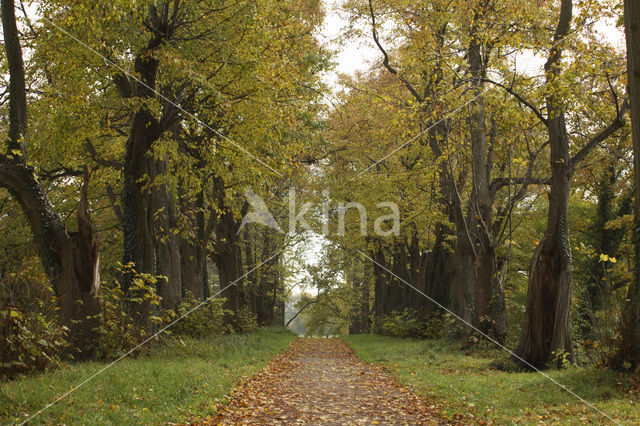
[204,338,442,425]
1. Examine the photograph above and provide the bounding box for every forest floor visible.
[206,338,443,425]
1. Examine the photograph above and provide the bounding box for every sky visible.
[317,0,380,88]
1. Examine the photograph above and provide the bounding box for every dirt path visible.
[204,338,442,425]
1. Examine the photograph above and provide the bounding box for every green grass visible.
[344,334,639,424]
[1,327,295,425]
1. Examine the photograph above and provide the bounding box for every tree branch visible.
[570,98,629,169]
[368,0,424,103]
[481,77,548,126]
[1,0,27,157]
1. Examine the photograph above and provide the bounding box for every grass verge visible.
[1,327,295,424]
[344,334,639,424]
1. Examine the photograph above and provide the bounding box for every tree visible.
[514,0,628,368]
[0,0,100,357]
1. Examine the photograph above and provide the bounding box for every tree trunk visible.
[360,277,371,333]
[613,0,640,369]
[466,31,508,342]
[371,242,387,330]
[153,160,182,309]
[474,245,508,341]
[180,186,211,300]
[514,0,575,368]
[450,230,475,329]
[425,224,453,315]
[119,6,177,295]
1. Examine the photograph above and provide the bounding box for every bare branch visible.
[368,0,424,103]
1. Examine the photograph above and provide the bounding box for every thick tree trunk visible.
[424,224,453,314]
[214,204,246,322]
[1,0,100,358]
[180,237,204,299]
[180,187,211,300]
[121,100,160,288]
[614,0,640,369]
[466,32,508,342]
[450,232,475,329]
[153,161,182,309]
[0,163,101,357]
[119,6,178,297]
[474,245,508,341]
[514,0,574,368]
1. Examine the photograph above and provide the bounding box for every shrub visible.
[234,306,259,334]
[380,309,444,339]
[95,265,165,360]
[169,292,227,338]
[0,306,68,380]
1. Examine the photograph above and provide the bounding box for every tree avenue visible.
[1,0,640,393]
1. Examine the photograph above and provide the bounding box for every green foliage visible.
[95,266,164,360]
[380,309,444,339]
[233,306,259,334]
[0,306,68,380]
[169,293,227,339]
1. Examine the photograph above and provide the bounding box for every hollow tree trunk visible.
[0,164,102,357]
[514,0,574,368]
[1,0,100,358]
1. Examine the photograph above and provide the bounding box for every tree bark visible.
[212,178,246,323]
[371,242,387,330]
[153,160,182,309]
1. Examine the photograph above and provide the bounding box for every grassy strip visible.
[1,327,295,424]
[344,334,639,424]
